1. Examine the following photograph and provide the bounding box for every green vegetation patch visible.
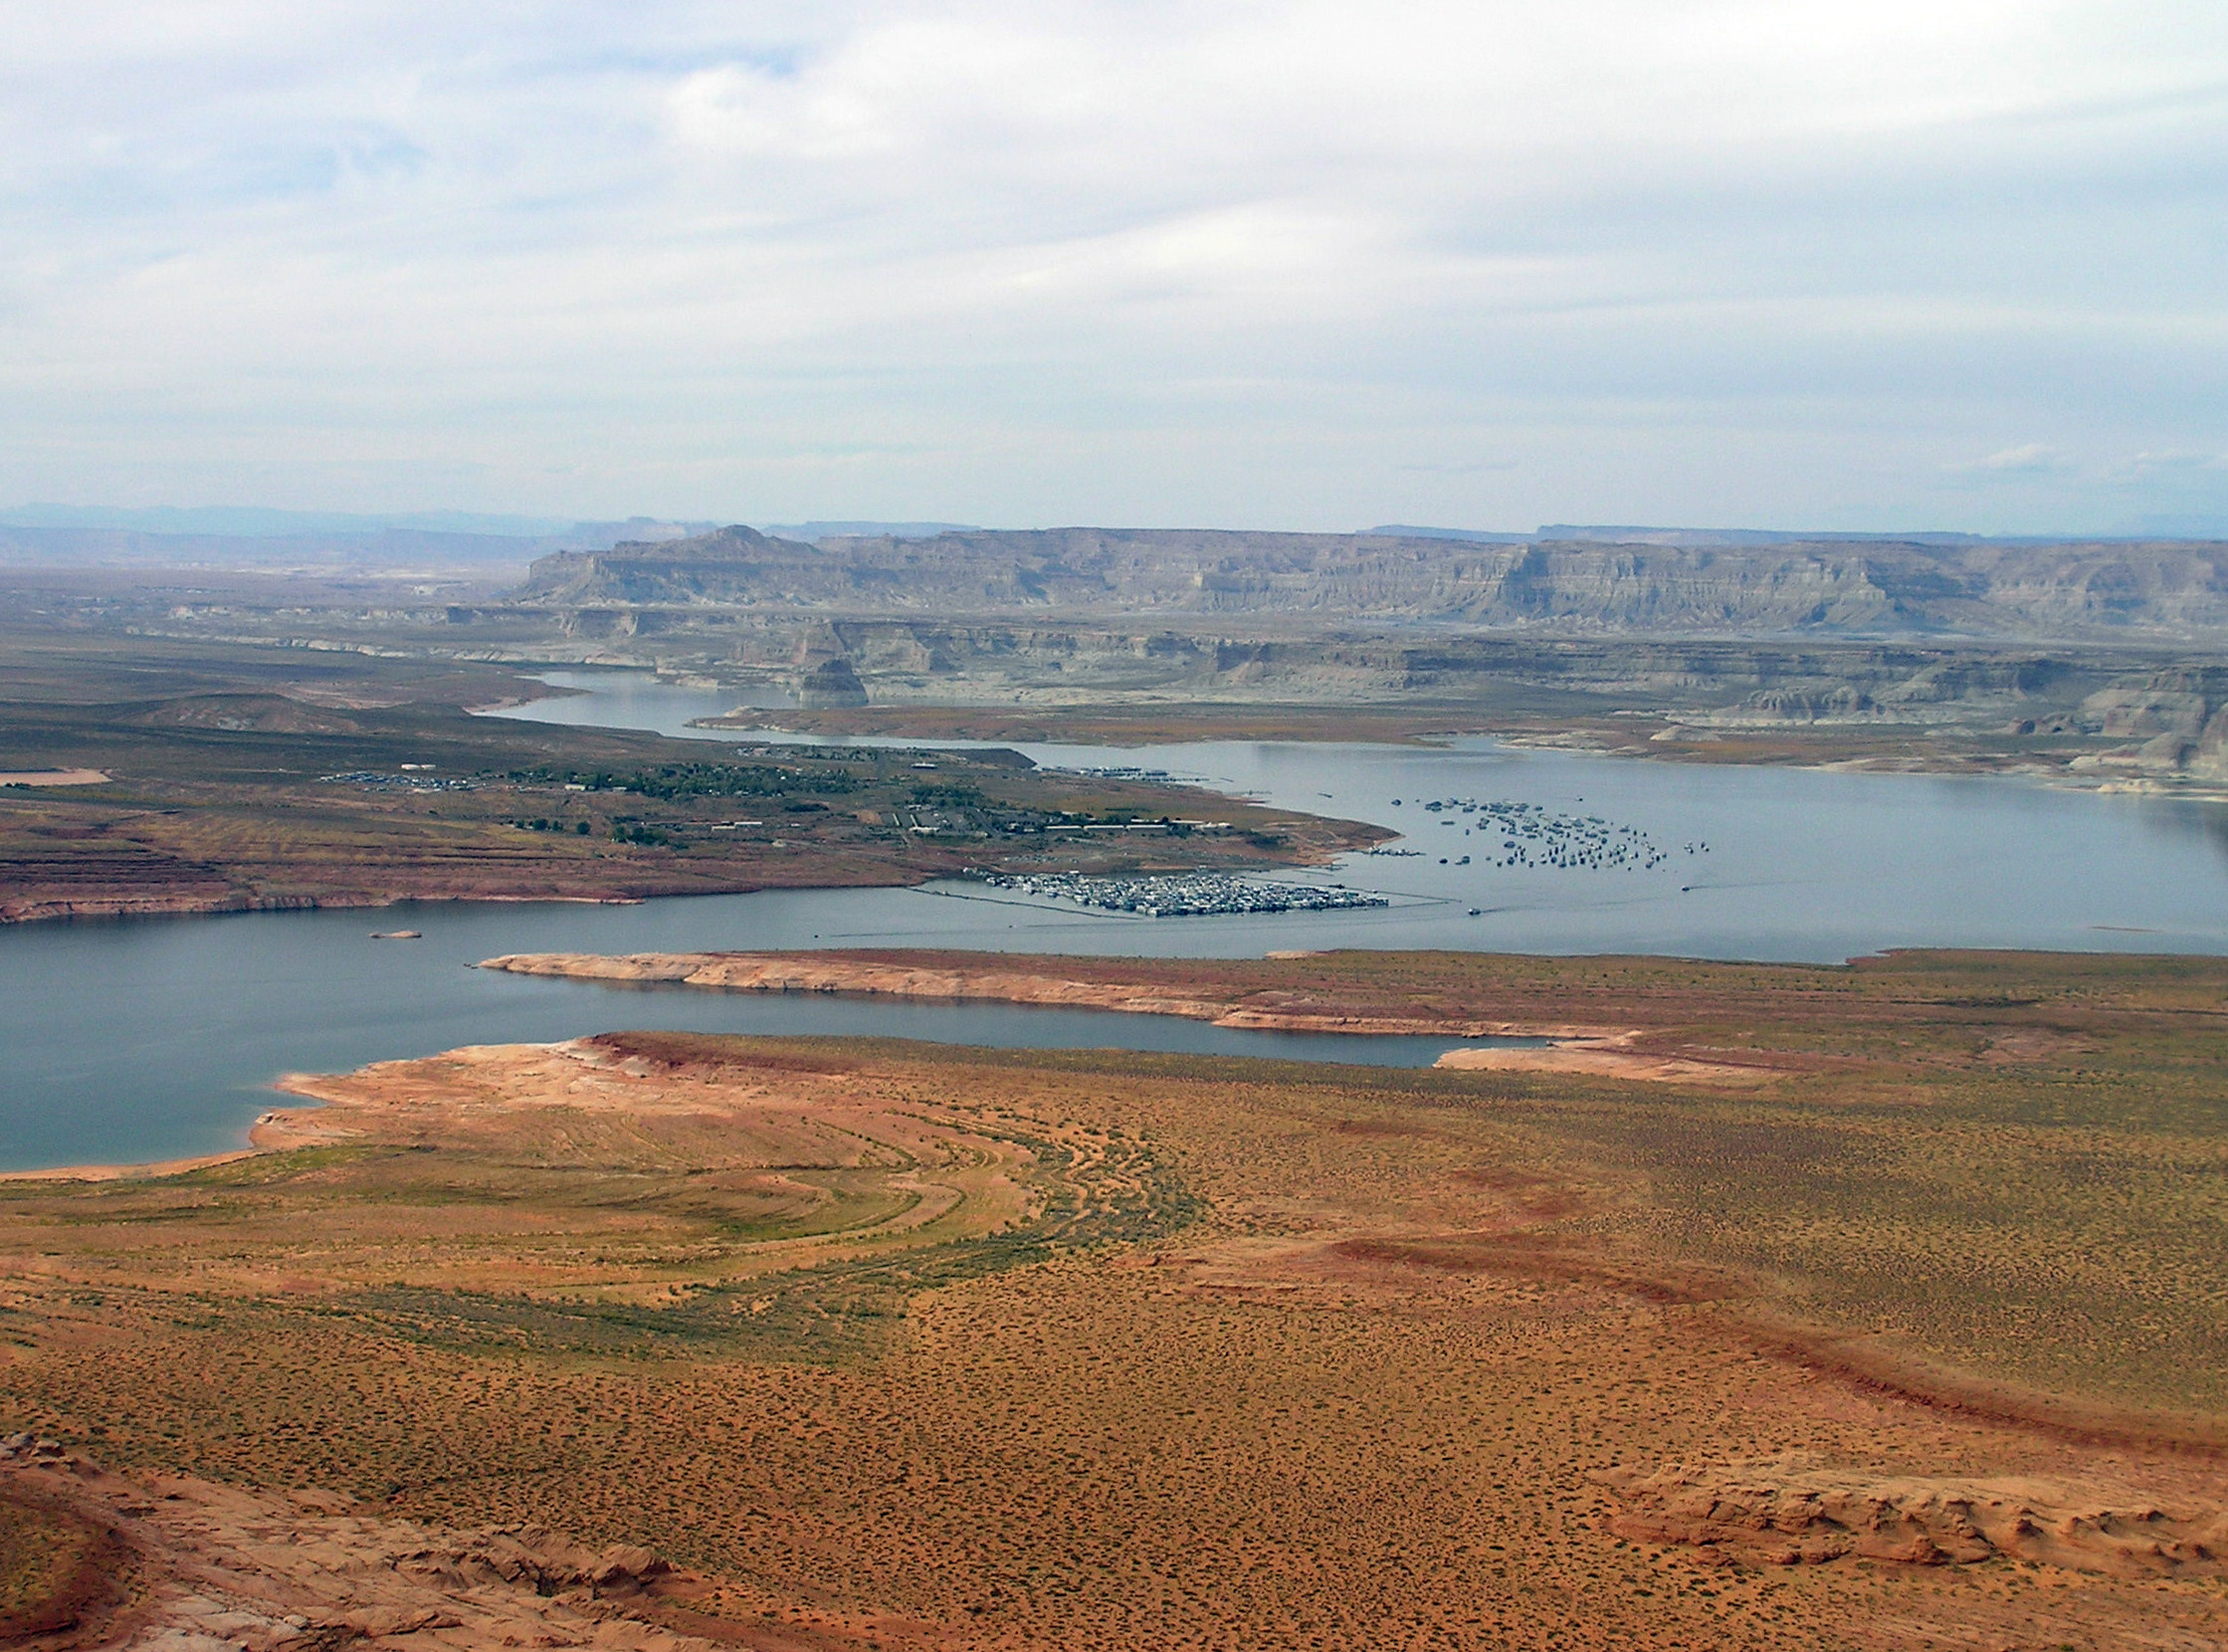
[511,760,864,800]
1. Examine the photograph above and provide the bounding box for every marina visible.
[973,870,1390,917]
[1401,796,1676,871]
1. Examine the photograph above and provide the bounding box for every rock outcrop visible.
[2076,666,2228,780]
[475,949,1645,1055]
[1596,1457,2228,1577]
[798,656,870,707]
[0,1445,705,1652]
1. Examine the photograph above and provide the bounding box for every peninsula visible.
[0,634,1381,924]
[8,947,2228,1648]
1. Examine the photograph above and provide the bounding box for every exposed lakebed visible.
[3,669,2225,1170]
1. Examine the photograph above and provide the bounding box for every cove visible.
[0,905,1539,1173]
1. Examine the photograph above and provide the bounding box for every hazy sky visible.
[3,2,2224,532]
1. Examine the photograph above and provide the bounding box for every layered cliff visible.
[508,525,2228,641]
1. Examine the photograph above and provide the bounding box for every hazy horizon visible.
[10,501,2221,546]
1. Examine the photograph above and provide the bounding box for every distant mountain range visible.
[0,514,718,571]
[0,506,984,542]
[0,510,974,571]
[506,522,2228,640]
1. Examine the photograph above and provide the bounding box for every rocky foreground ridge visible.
[1596,1457,2228,1576]
[0,1443,710,1652]
[509,524,2228,640]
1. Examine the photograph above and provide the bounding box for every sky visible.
[1,2,2224,535]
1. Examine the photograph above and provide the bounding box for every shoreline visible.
[12,938,2226,1180]
[0,1095,343,1184]
[0,1145,262,1184]
[474,946,1628,1042]
[701,705,2228,795]
[475,949,1793,1087]
[0,889,654,928]
[14,1007,2219,1464]
[0,935,1803,1181]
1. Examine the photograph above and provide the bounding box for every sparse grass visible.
[5,953,2228,1648]
[0,1500,78,1612]
[0,1495,110,1638]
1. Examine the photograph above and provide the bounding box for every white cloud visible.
[0,1,2223,528]
[2109,449,2228,478]
[1962,444,2066,475]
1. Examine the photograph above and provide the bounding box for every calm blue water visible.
[1,669,2221,1170]
[500,670,2228,959]
[0,906,1533,1171]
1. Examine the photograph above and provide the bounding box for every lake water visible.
[2,668,2222,1170]
[500,669,2228,961]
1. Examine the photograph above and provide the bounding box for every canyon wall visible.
[509,525,2228,641]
